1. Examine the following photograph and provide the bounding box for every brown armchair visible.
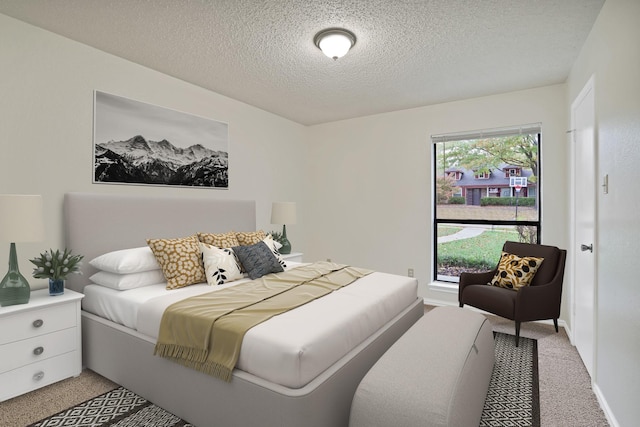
[458,241,567,346]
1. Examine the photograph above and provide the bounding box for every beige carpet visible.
[0,369,117,426]
[1,306,610,427]
[435,307,610,427]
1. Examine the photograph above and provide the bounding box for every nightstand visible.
[281,252,303,263]
[0,288,83,402]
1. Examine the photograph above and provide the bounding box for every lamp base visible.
[0,286,31,306]
[0,243,31,307]
[280,224,292,255]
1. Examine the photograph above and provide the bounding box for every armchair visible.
[458,241,567,346]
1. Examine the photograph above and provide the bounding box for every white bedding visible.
[82,263,418,389]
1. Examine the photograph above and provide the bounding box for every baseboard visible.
[422,298,570,332]
[593,382,620,427]
[423,297,458,307]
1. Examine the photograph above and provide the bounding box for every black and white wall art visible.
[93,91,229,188]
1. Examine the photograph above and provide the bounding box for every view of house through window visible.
[432,124,541,283]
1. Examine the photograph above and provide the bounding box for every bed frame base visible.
[83,298,423,427]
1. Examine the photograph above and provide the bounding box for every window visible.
[506,168,520,177]
[474,171,491,179]
[432,124,541,283]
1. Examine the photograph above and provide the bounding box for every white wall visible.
[306,85,569,308]
[567,0,640,425]
[0,14,308,289]
[5,5,637,425]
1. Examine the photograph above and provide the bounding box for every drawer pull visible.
[33,319,44,328]
[33,346,44,356]
[33,371,45,381]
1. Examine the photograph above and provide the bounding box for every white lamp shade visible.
[0,194,45,242]
[271,202,297,225]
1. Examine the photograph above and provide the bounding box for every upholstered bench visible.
[349,306,495,427]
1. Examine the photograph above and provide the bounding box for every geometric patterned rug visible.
[29,332,538,427]
[27,387,193,427]
[481,332,540,427]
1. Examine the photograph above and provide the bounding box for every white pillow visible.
[90,269,166,290]
[89,246,161,274]
[262,235,287,269]
[200,242,245,286]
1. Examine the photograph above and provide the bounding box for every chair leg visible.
[553,318,559,333]
[459,302,463,308]
[515,321,521,347]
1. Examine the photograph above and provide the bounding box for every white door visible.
[571,77,596,378]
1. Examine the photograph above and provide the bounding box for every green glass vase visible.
[0,243,31,306]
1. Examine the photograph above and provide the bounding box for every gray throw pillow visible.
[233,241,284,280]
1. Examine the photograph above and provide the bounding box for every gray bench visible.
[349,306,495,427]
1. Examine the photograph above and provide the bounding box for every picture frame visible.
[93,91,229,189]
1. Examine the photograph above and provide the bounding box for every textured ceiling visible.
[0,0,604,125]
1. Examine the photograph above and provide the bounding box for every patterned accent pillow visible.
[263,235,287,270]
[235,230,267,246]
[488,252,544,291]
[146,235,206,290]
[233,241,284,280]
[197,231,240,248]
[200,242,245,286]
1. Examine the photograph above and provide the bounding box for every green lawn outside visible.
[437,225,462,237]
[437,228,519,272]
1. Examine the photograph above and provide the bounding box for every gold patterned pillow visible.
[488,252,544,291]
[197,231,240,248]
[235,230,266,246]
[147,235,206,290]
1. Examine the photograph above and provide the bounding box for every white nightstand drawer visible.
[0,303,76,345]
[0,327,77,374]
[0,351,80,402]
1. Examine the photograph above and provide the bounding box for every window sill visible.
[428,281,459,293]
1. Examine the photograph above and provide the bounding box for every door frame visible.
[569,75,598,379]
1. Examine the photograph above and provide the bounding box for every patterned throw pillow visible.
[233,241,284,280]
[263,235,287,270]
[197,231,240,248]
[146,235,206,290]
[200,242,245,286]
[235,230,267,246]
[488,252,544,291]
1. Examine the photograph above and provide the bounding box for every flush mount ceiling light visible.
[314,28,356,60]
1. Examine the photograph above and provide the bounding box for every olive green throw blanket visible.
[154,262,372,382]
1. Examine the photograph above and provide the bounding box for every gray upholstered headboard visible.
[63,192,256,293]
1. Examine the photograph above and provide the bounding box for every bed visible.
[64,192,423,427]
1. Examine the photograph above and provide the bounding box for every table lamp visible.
[0,194,45,306]
[271,202,296,255]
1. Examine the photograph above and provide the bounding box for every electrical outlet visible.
[408,268,414,277]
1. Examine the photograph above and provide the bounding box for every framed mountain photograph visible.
[93,91,229,189]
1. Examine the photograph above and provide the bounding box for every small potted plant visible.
[30,249,83,295]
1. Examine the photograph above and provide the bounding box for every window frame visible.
[432,127,542,284]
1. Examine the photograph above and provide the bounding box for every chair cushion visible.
[488,251,544,291]
[462,284,517,319]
